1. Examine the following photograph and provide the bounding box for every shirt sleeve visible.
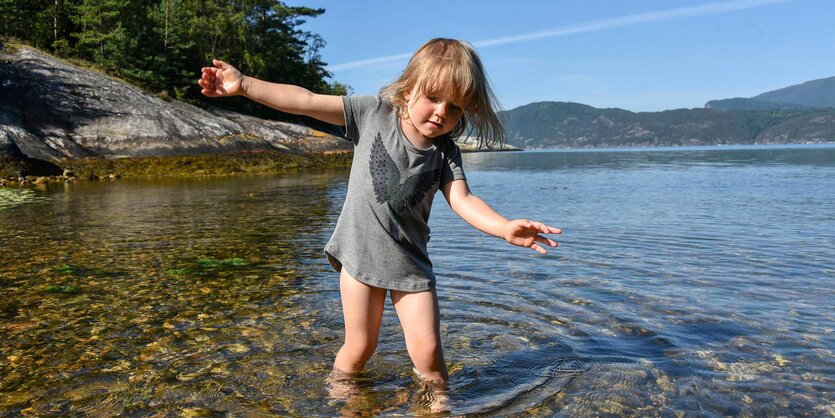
[441,140,467,185]
[341,95,383,145]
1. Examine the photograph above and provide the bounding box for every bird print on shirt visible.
[370,133,441,214]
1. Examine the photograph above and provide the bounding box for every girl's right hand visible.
[199,59,244,97]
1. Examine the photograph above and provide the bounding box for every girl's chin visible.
[421,131,445,139]
[423,124,447,136]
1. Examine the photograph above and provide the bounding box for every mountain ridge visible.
[705,76,835,110]
[505,101,835,149]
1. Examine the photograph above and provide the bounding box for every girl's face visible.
[402,86,465,142]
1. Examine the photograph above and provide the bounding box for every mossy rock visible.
[43,284,81,294]
[54,264,79,274]
[197,258,248,268]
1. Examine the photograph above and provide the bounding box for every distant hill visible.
[706,76,835,110]
[505,101,835,149]
[504,75,835,149]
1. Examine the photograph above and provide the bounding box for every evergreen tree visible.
[122,0,195,94]
[72,0,130,73]
[2,0,348,122]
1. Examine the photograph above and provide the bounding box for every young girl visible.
[199,38,561,386]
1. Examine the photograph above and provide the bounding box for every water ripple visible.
[2,148,835,415]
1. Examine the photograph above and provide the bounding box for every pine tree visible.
[71,0,130,72]
[3,0,348,123]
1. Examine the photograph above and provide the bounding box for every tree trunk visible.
[54,0,58,44]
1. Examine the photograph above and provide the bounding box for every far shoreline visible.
[1,142,522,187]
[521,142,835,153]
[4,142,831,188]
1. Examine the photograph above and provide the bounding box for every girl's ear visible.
[404,85,420,103]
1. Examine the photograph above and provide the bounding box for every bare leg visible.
[391,288,448,383]
[333,269,387,374]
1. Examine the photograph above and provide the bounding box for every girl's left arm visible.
[441,179,562,254]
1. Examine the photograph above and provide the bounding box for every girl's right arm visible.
[198,59,345,126]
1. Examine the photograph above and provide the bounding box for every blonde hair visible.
[379,38,506,149]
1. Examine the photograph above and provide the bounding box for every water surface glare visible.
[1,145,834,416]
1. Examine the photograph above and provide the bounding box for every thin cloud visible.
[328,0,794,72]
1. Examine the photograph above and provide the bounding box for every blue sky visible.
[285,0,835,112]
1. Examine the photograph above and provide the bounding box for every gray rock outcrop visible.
[0,46,351,172]
[0,129,24,160]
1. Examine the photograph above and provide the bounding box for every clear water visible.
[1,145,833,416]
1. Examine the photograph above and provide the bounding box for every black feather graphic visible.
[370,134,440,214]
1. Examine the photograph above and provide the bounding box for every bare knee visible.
[344,336,378,360]
[409,333,441,358]
[335,336,378,372]
[406,332,446,377]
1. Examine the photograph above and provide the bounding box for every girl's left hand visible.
[503,219,562,254]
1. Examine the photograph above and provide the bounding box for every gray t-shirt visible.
[324,95,466,291]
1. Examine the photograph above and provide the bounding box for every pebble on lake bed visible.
[771,353,790,366]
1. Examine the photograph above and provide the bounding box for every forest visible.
[0,0,348,119]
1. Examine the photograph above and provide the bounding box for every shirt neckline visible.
[395,115,438,156]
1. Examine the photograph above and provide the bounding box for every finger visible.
[530,243,547,254]
[531,221,562,235]
[199,83,217,96]
[535,221,551,234]
[213,59,226,69]
[526,221,548,234]
[534,235,558,247]
[197,81,215,95]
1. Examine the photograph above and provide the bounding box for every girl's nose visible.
[434,102,447,117]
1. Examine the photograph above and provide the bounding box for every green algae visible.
[55,151,352,180]
[43,284,81,294]
[196,258,248,268]
[54,264,78,274]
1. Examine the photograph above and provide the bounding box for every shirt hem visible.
[324,248,436,292]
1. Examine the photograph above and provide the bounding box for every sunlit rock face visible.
[0,47,351,165]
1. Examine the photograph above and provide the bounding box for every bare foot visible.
[411,367,451,415]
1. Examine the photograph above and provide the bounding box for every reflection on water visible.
[0,188,47,211]
[2,145,834,416]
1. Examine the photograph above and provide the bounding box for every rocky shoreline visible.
[0,45,355,185]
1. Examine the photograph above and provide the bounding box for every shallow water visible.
[1,145,834,416]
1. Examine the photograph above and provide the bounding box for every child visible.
[199,38,561,386]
